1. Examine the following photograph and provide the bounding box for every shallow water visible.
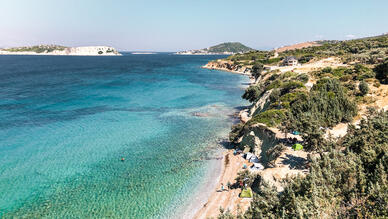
[0,53,248,218]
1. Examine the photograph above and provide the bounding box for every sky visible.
[0,0,387,51]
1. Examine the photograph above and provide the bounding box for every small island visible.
[0,45,122,56]
[176,42,254,55]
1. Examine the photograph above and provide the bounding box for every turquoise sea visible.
[0,53,248,218]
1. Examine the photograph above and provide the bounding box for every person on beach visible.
[221,183,225,191]
[227,181,231,190]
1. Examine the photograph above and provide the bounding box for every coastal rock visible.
[250,90,272,117]
[203,60,252,76]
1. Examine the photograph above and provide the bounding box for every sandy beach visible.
[194,150,252,218]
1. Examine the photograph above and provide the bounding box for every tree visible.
[242,85,261,103]
[374,60,388,84]
[358,81,369,96]
[251,63,264,81]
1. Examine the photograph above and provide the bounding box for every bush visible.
[248,109,286,127]
[288,78,357,130]
[252,63,264,81]
[280,81,305,93]
[242,86,262,103]
[296,73,309,83]
[358,81,369,96]
[265,80,282,91]
[266,144,286,165]
[374,60,388,84]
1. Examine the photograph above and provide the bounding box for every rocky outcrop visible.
[249,90,272,117]
[203,60,252,75]
[239,123,279,165]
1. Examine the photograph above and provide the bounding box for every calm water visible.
[0,53,247,218]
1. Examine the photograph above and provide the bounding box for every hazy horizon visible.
[1,0,387,52]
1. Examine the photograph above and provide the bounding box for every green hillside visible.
[207,42,254,53]
[3,45,67,53]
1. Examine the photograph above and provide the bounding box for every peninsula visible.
[176,42,254,55]
[0,45,122,56]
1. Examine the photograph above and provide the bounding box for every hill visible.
[207,42,254,53]
[275,41,321,53]
[176,42,254,55]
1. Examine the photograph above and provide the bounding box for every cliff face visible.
[53,46,121,56]
[203,60,252,75]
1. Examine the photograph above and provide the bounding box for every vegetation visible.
[281,34,388,64]
[358,80,369,96]
[251,63,264,81]
[207,42,254,53]
[222,110,388,218]
[266,144,286,166]
[248,109,286,127]
[3,45,67,53]
[288,78,357,131]
[226,34,388,67]
[245,110,388,218]
[374,60,388,84]
[223,34,387,218]
[242,86,262,103]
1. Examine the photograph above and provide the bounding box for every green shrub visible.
[242,86,262,103]
[289,78,357,130]
[248,109,286,127]
[229,123,245,143]
[280,81,305,93]
[374,60,388,84]
[265,80,282,91]
[296,73,309,83]
[358,81,369,96]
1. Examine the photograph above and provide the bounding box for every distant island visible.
[0,45,122,56]
[176,42,254,55]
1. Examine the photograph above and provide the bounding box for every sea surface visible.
[0,53,248,218]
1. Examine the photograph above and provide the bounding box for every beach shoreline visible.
[187,66,253,219]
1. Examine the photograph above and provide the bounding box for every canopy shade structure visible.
[240,188,253,198]
[292,143,303,151]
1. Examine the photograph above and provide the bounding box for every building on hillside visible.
[283,56,299,66]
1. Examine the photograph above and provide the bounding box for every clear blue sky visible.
[0,0,387,51]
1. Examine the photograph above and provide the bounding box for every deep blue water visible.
[0,53,247,218]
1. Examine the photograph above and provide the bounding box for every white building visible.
[283,56,298,66]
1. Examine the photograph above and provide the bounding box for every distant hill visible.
[176,42,254,55]
[207,42,254,53]
[275,41,321,53]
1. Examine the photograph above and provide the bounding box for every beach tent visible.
[250,163,264,171]
[292,143,303,151]
[240,188,253,198]
[249,155,260,163]
[245,152,253,161]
